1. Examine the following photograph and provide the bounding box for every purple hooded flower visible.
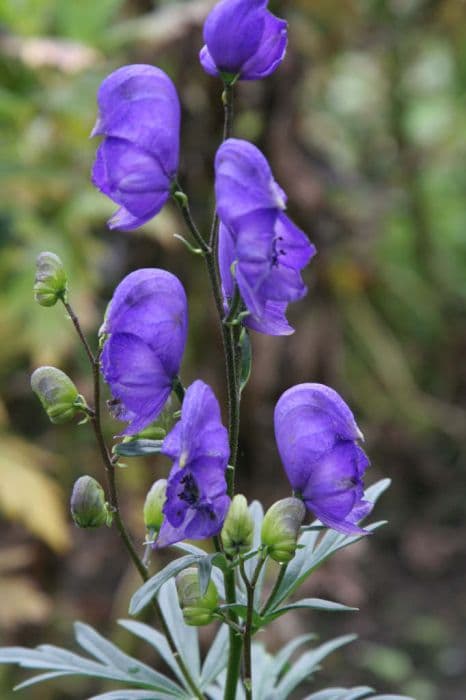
[156,380,230,548]
[101,269,188,436]
[200,0,287,81]
[216,139,316,335]
[274,384,372,535]
[91,65,180,231]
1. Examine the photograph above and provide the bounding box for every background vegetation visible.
[0,0,465,698]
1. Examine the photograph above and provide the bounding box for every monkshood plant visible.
[0,2,412,700]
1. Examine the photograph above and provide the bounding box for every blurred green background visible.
[0,0,465,698]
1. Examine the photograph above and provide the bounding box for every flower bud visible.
[143,479,167,532]
[70,476,108,528]
[221,494,253,557]
[261,497,305,563]
[175,568,219,626]
[31,366,85,424]
[33,252,67,307]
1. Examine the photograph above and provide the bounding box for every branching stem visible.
[260,563,288,616]
[62,300,204,700]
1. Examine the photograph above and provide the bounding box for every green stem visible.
[260,563,288,616]
[222,82,234,141]
[240,558,266,699]
[63,300,204,700]
[174,82,240,700]
[223,569,243,700]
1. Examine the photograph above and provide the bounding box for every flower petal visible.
[101,332,172,435]
[215,139,285,226]
[203,0,265,74]
[240,12,288,80]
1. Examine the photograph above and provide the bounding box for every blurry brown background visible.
[0,0,465,698]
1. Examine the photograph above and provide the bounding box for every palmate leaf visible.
[304,690,413,700]
[200,624,229,688]
[117,620,186,687]
[0,622,187,697]
[267,479,391,610]
[206,635,358,700]
[262,598,358,624]
[158,579,201,684]
[274,635,357,698]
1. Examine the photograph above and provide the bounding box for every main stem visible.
[240,558,266,700]
[64,301,203,700]
[174,82,241,700]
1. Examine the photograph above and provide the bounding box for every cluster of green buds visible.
[261,497,305,563]
[33,252,67,307]
[70,476,109,528]
[175,568,219,626]
[31,366,87,424]
[221,494,253,557]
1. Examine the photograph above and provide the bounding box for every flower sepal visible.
[70,476,110,529]
[175,568,219,626]
[261,497,305,563]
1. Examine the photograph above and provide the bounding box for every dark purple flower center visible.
[178,472,200,506]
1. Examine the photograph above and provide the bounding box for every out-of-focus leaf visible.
[0,437,70,552]
[54,0,125,44]
[0,577,51,629]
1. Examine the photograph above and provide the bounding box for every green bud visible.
[261,497,305,563]
[143,479,167,532]
[31,366,85,424]
[70,476,108,528]
[221,494,254,557]
[33,252,67,307]
[175,568,219,626]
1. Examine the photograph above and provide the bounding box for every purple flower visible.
[91,65,180,231]
[200,0,287,81]
[156,380,230,548]
[274,383,372,535]
[216,139,316,335]
[101,269,188,436]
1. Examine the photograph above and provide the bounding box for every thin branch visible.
[62,299,204,700]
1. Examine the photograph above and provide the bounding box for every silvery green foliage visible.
[0,480,412,698]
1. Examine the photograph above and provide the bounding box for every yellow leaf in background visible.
[0,577,52,629]
[0,438,70,553]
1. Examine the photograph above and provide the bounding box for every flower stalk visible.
[61,298,204,700]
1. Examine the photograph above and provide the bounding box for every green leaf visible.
[74,623,182,692]
[268,478,391,609]
[129,555,202,615]
[200,624,229,688]
[304,688,375,700]
[264,598,358,623]
[89,692,184,700]
[198,555,213,597]
[303,693,413,700]
[158,580,201,682]
[113,439,164,458]
[118,620,185,687]
[273,633,317,677]
[0,623,186,695]
[275,635,357,697]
